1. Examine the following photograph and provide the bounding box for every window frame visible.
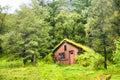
[58,52,65,60]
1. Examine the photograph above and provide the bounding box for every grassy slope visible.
[0,57,120,80]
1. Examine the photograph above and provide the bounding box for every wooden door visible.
[69,50,75,64]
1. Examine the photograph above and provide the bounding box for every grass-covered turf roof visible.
[53,39,95,53]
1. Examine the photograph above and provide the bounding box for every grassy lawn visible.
[0,57,120,80]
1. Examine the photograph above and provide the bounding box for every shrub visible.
[0,59,23,68]
[112,39,120,66]
[7,60,23,68]
[43,53,54,64]
[75,52,104,69]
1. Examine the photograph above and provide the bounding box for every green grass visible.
[0,57,120,80]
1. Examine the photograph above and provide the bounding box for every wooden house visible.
[53,39,94,64]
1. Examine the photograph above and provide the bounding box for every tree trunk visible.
[103,34,107,69]
[104,46,107,69]
[33,54,36,66]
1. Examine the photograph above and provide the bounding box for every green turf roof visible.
[53,39,95,53]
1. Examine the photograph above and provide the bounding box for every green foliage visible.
[0,59,23,68]
[85,0,115,57]
[75,52,104,69]
[0,0,120,67]
[1,2,51,63]
[25,50,34,54]
[113,39,120,65]
[72,0,91,12]
[113,0,120,11]
[111,10,120,36]
[49,8,86,48]
[43,53,54,64]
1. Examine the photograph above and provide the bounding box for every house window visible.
[59,52,65,60]
[69,50,74,54]
[64,45,67,51]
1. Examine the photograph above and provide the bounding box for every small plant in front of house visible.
[43,53,54,64]
[75,52,104,69]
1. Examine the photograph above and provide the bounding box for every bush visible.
[75,52,104,69]
[112,39,120,66]
[43,53,54,64]
[0,59,23,68]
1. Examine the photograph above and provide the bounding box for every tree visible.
[0,6,10,54]
[111,0,120,65]
[49,8,86,47]
[16,4,50,60]
[85,0,114,69]
[1,3,50,64]
[46,0,63,27]
[111,0,120,37]
[72,0,91,13]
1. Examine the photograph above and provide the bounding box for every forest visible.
[0,0,120,80]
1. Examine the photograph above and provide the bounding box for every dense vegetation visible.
[0,0,120,79]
